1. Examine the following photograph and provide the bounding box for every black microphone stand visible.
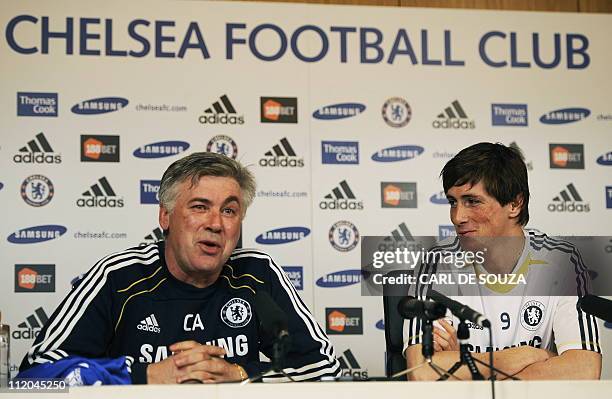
[438,320,483,380]
[392,319,460,380]
[241,333,295,384]
[438,320,519,382]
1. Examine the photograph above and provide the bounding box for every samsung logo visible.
[430,192,448,204]
[597,152,612,166]
[375,319,384,330]
[72,97,128,115]
[371,145,424,162]
[316,269,362,288]
[313,103,366,120]
[8,225,67,244]
[540,108,590,124]
[255,227,310,245]
[133,141,190,158]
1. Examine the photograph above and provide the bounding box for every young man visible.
[403,142,601,380]
[20,152,340,384]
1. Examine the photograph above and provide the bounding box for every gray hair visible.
[159,152,256,216]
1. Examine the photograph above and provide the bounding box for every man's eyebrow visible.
[188,197,212,205]
[460,193,484,199]
[188,196,241,206]
[222,196,241,206]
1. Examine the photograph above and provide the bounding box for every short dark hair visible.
[441,142,529,226]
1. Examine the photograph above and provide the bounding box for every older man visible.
[20,152,340,384]
[403,142,601,380]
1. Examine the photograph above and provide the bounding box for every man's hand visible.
[433,319,458,352]
[146,340,246,384]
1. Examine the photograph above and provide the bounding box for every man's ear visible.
[159,206,170,230]
[508,194,524,218]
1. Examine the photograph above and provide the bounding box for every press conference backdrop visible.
[1,0,611,380]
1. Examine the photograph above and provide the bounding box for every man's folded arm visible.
[404,344,549,381]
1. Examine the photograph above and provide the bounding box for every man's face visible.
[446,181,521,245]
[159,176,242,280]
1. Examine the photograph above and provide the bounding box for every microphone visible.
[254,290,291,372]
[254,290,289,339]
[398,296,447,320]
[579,295,612,323]
[428,290,491,328]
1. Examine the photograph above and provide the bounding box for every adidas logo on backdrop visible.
[12,307,49,340]
[432,100,475,129]
[259,138,304,167]
[198,95,244,125]
[319,180,363,210]
[338,349,368,379]
[140,227,164,247]
[547,183,590,213]
[13,132,61,164]
[76,177,124,208]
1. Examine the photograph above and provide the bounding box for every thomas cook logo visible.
[77,177,124,208]
[13,132,61,164]
[220,298,252,328]
[321,141,359,165]
[313,103,365,120]
[17,92,58,117]
[140,180,160,204]
[316,269,362,288]
[547,183,589,213]
[21,175,54,207]
[72,97,128,115]
[255,227,310,245]
[520,300,544,331]
[329,221,359,252]
[540,108,590,124]
[198,95,244,125]
[8,225,67,244]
